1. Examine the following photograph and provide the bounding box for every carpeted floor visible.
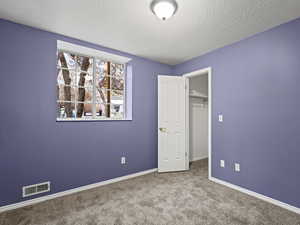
[1,159,300,225]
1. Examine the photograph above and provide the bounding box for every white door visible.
[158,75,188,172]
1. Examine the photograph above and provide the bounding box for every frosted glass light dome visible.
[151,0,178,20]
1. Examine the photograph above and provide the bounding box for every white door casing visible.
[183,67,212,179]
[158,75,188,172]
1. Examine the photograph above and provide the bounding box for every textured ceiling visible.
[1,0,300,65]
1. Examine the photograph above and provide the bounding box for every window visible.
[56,51,126,120]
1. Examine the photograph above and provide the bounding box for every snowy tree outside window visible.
[57,51,125,120]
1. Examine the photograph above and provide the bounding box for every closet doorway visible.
[184,67,212,178]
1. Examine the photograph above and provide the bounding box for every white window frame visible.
[56,40,131,121]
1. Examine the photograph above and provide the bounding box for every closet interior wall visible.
[189,75,208,162]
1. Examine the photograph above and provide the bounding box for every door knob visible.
[159,127,167,132]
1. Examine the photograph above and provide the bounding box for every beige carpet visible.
[1,159,299,225]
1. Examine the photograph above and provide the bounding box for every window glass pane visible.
[57,85,75,102]
[57,69,76,86]
[77,72,93,87]
[111,104,124,119]
[95,103,107,118]
[76,103,93,119]
[57,102,75,119]
[95,59,106,76]
[95,88,107,103]
[110,63,125,78]
[111,90,124,105]
[57,52,76,70]
[111,76,124,90]
[75,87,93,103]
[96,76,110,89]
[76,55,93,74]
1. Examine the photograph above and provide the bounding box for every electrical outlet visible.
[220,160,225,168]
[234,163,240,172]
[218,114,223,122]
[121,157,126,164]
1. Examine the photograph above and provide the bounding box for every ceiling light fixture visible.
[150,0,178,21]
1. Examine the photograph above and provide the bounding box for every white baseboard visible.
[209,177,300,214]
[0,168,158,213]
[190,156,208,162]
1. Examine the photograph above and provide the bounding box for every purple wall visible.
[174,18,300,208]
[0,19,172,207]
[1,17,300,209]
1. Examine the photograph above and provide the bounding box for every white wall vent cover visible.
[22,182,50,198]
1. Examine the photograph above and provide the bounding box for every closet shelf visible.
[189,94,208,99]
[189,90,208,99]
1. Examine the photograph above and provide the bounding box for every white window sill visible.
[56,118,132,122]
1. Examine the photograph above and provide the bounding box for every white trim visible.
[190,156,208,162]
[183,77,188,170]
[57,40,131,64]
[184,77,190,170]
[183,67,212,179]
[0,168,157,213]
[210,177,300,214]
[56,118,132,122]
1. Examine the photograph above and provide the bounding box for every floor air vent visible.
[22,182,50,197]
